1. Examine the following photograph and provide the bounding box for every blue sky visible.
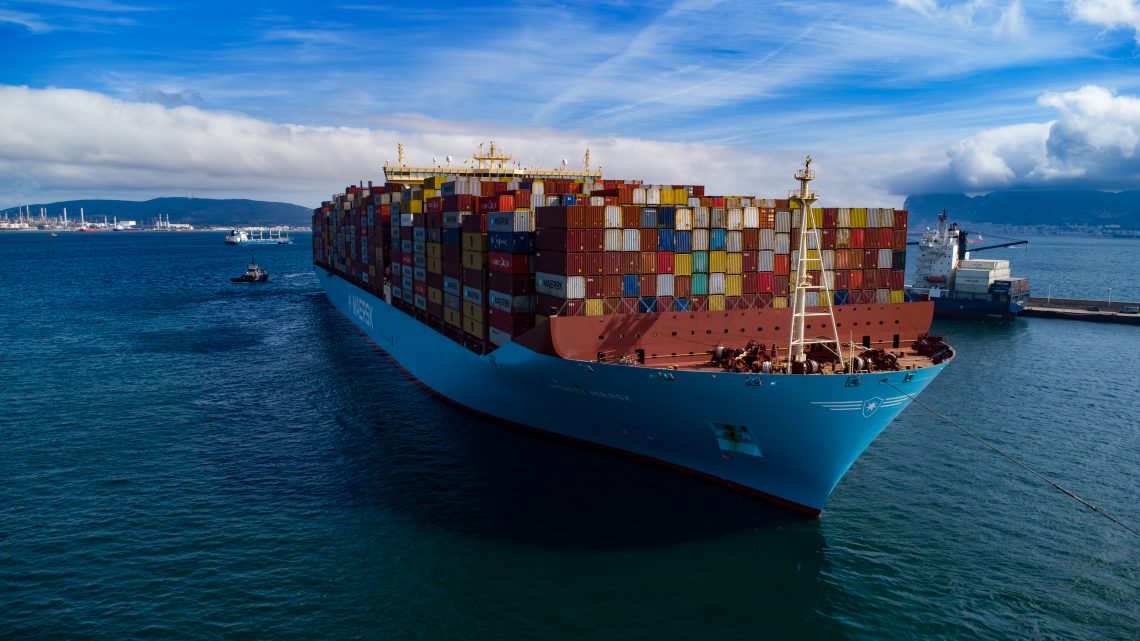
[2,0,1140,208]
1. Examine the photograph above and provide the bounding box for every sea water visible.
[1,232,1136,640]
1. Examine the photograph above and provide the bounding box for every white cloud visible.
[0,85,915,209]
[887,85,1140,193]
[1067,0,1140,41]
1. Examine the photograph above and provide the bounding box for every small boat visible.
[231,261,269,283]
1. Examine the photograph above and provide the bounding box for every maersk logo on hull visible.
[349,294,374,330]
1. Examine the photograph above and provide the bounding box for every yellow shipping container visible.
[726,253,743,275]
[423,188,437,199]
[462,250,486,270]
[709,250,727,273]
[773,296,789,308]
[674,188,688,204]
[427,242,442,259]
[444,307,462,328]
[428,287,442,305]
[424,176,446,190]
[708,294,725,311]
[890,290,905,303]
[851,208,867,228]
[427,257,442,274]
[463,299,484,318]
[674,253,692,276]
[462,232,487,252]
[586,298,605,316]
[408,199,424,214]
[463,316,484,338]
[726,275,742,296]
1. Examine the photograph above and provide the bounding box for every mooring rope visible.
[881,379,1140,538]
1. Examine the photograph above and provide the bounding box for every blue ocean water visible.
[1,231,1137,640]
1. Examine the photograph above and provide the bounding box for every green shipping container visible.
[692,250,709,274]
[691,273,709,296]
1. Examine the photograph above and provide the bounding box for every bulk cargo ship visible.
[312,144,953,514]
[905,211,1030,320]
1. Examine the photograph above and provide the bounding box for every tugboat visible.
[904,210,1030,319]
[231,259,269,283]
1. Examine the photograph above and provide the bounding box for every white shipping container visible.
[530,193,546,210]
[709,272,726,295]
[804,291,819,307]
[531,180,544,195]
[726,230,743,253]
[822,249,835,270]
[821,270,835,290]
[622,229,640,251]
[567,275,585,299]
[758,250,775,272]
[674,208,693,231]
[743,206,760,228]
[876,289,891,303]
[605,205,622,229]
[604,228,623,251]
[959,259,1009,270]
[776,210,791,233]
[692,228,710,251]
[400,213,414,227]
[878,249,893,269]
[657,273,675,296]
[646,188,661,205]
[867,208,881,228]
[488,326,512,347]
[882,209,894,227]
[688,197,701,207]
[759,228,775,250]
[727,208,744,231]
[693,207,710,228]
[837,208,851,228]
[774,232,791,254]
[633,188,647,204]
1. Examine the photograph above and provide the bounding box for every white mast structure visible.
[787,156,843,371]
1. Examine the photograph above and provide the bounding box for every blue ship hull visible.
[906,288,1029,320]
[319,269,948,514]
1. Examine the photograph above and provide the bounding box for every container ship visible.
[312,144,953,514]
[904,211,1030,320]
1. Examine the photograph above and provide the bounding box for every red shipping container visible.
[774,254,791,276]
[621,251,639,274]
[639,228,658,249]
[834,269,850,291]
[640,252,657,275]
[535,251,584,275]
[511,190,532,210]
[864,249,878,268]
[427,301,443,318]
[743,272,759,294]
[585,275,604,299]
[775,275,789,294]
[622,206,641,228]
[756,292,774,307]
[462,267,485,288]
[604,275,622,298]
[489,271,534,294]
[879,269,893,289]
[444,261,462,280]
[461,212,487,233]
[657,251,675,274]
[895,210,909,230]
[864,269,879,289]
[488,308,533,334]
[413,281,427,297]
[743,229,760,250]
[618,298,638,314]
[890,270,905,290]
[821,228,836,249]
[488,252,533,274]
[442,194,475,212]
[849,268,863,289]
[401,227,413,240]
[850,228,864,249]
[585,252,603,275]
[639,274,657,297]
[426,197,443,214]
[584,228,604,252]
[606,252,624,275]
[427,272,443,289]
[822,208,838,229]
[585,205,605,229]
[742,251,759,272]
[893,230,907,250]
[691,294,708,310]
[675,276,692,299]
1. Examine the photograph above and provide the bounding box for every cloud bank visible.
[889,85,1140,194]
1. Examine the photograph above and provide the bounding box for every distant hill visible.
[903,191,1140,229]
[0,197,312,227]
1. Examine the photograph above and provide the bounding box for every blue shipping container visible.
[834,290,849,305]
[674,298,691,312]
[488,231,534,253]
[641,208,658,229]
[639,296,658,313]
[622,274,640,297]
[657,229,676,252]
[442,228,461,245]
[674,230,692,253]
[657,206,676,229]
[710,228,727,250]
[560,194,577,206]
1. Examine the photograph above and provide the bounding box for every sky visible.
[2,0,1140,209]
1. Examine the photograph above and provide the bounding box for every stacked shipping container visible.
[314,177,910,355]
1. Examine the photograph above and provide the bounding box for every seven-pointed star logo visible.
[862,396,884,418]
